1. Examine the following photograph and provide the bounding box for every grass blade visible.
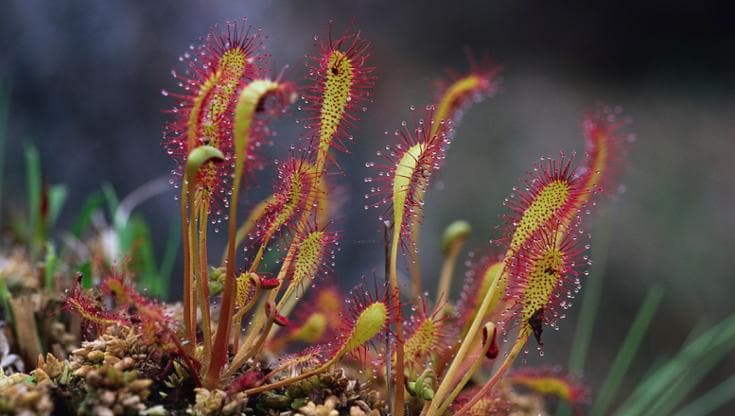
[0,81,10,230]
[0,277,13,324]
[124,215,162,297]
[639,316,735,416]
[78,261,93,289]
[590,286,664,416]
[568,208,614,374]
[102,182,119,224]
[48,184,68,230]
[158,217,180,300]
[557,210,615,416]
[642,350,731,415]
[72,191,105,238]
[670,374,735,416]
[615,313,735,415]
[24,144,41,256]
[44,242,58,291]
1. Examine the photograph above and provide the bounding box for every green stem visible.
[241,356,337,396]
[226,316,276,379]
[568,208,613,373]
[426,262,506,414]
[247,229,274,273]
[408,218,422,299]
[231,276,262,352]
[206,166,243,388]
[390,224,406,416]
[590,287,664,416]
[238,238,296,356]
[222,196,272,265]
[436,342,487,415]
[435,238,464,318]
[197,203,213,372]
[453,331,528,416]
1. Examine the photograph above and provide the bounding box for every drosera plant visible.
[3,14,729,416]
[423,108,634,416]
[159,19,386,395]
[156,18,636,413]
[16,17,633,413]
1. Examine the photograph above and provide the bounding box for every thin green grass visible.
[0,277,12,325]
[158,217,181,299]
[47,184,67,230]
[671,374,735,416]
[614,313,735,415]
[591,286,664,416]
[24,144,41,258]
[0,81,9,230]
[78,261,93,289]
[44,242,58,291]
[568,208,613,373]
[72,191,105,238]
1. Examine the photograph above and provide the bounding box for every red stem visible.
[205,169,243,388]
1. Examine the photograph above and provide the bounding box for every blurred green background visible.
[1,0,733,412]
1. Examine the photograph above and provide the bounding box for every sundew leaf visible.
[591,286,664,416]
[304,28,373,171]
[339,301,388,357]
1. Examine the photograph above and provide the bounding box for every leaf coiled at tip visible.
[185,145,225,183]
[233,79,296,168]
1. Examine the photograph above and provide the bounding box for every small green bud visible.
[442,220,471,255]
[407,380,435,400]
[208,266,226,296]
[261,392,290,410]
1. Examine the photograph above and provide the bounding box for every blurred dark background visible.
[1,0,734,411]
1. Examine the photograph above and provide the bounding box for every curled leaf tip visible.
[185,145,225,185]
